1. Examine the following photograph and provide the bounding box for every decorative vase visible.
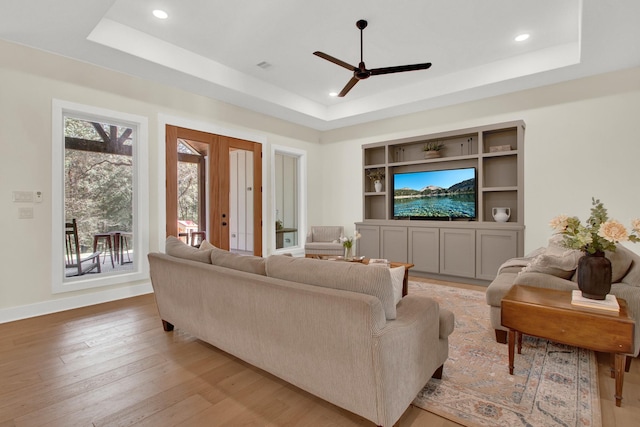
[424,151,441,159]
[492,207,511,222]
[344,246,353,259]
[577,251,612,300]
[374,180,382,192]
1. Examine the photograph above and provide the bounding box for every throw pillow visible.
[199,240,216,250]
[389,266,405,305]
[165,236,212,264]
[519,247,582,279]
[265,255,397,320]
[366,263,405,305]
[210,246,266,275]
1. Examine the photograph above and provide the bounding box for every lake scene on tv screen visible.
[394,168,476,219]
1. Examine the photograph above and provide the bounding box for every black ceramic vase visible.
[577,251,612,300]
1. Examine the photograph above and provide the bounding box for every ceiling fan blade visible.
[370,62,432,76]
[313,51,357,71]
[338,77,359,97]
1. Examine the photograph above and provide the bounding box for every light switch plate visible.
[12,191,34,203]
[18,207,34,219]
[35,191,43,203]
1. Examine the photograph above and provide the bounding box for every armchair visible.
[304,226,344,257]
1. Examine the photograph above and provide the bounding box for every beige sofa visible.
[486,243,640,359]
[148,238,454,427]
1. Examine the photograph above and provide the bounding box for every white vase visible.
[344,246,353,259]
[374,180,382,192]
[492,207,511,222]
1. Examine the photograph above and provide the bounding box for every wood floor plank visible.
[0,288,637,427]
[93,377,213,427]
[128,394,214,427]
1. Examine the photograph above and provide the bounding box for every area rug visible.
[409,281,602,427]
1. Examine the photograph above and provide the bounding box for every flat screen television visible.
[393,167,476,220]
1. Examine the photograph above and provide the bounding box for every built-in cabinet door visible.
[356,225,380,259]
[440,228,476,278]
[476,229,518,280]
[408,227,439,273]
[381,226,408,263]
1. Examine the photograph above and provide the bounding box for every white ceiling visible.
[1,0,639,130]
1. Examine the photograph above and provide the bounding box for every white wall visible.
[2,37,639,320]
[319,67,640,254]
[0,40,322,318]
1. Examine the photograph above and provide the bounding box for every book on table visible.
[571,290,620,313]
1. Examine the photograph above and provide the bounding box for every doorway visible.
[165,125,262,255]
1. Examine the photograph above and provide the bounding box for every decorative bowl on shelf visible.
[423,151,441,159]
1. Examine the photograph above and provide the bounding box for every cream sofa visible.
[148,238,454,427]
[486,243,640,359]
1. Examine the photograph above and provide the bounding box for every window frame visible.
[271,144,307,256]
[51,99,149,293]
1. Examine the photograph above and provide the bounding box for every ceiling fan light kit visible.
[314,19,432,97]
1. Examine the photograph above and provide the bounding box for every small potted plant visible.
[366,168,385,192]
[423,141,444,159]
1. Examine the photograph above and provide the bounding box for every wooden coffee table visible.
[501,285,634,406]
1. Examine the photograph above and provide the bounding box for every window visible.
[271,145,306,255]
[177,139,206,245]
[52,100,149,293]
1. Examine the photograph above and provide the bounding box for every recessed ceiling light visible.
[329,92,338,97]
[515,33,530,42]
[153,9,168,19]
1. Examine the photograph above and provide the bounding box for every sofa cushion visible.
[198,240,267,275]
[607,248,633,283]
[199,240,215,250]
[213,250,266,276]
[165,236,212,263]
[265,255,397,319]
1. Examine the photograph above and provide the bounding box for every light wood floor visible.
[0,279,638,427]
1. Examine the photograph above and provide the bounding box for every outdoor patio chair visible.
[65,219,101,277]
[190,231,206,247]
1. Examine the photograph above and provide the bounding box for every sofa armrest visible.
[514,271,579,291]
[372,295,445,426]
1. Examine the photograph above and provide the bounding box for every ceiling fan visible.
[313,19,432,97]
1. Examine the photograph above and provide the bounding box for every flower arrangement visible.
[549,198,640,254]
[423,141,444,152]
[366,168,385,181]
[340,231,361,249]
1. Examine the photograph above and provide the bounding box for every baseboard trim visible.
[0,282,153,324]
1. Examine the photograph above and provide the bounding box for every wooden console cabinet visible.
[358,120,525,282]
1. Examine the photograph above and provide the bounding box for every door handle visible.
[222,222,228,226]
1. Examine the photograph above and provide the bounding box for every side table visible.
[501,285,634,406]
